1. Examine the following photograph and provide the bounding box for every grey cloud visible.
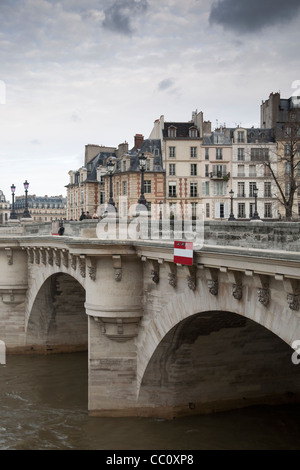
[102,0,148,35]
[158,78,174,91]
[209,0,300,34]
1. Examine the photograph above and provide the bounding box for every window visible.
[190,182,198,197]
[144,180,151,193]
[214,134,223,144]
[205,164,209,177]
[123,161,126,172]
[238,148,245,161]
[264,203,272,218]
[285,162,291,175]
[202,181,210,196]
[190,164,197,176]
[237,165,245,177]
[191,202,198,218]
[237,182,245,197]
[100,191,105,204]
[264,182,272,198]
[206,203,210,218]
[169,164,176,176]
[238,203,245,218]
[190,147,197,158]
[169,146,176,158]
[122,181,127,195]
[213,181,226,196]
[219,203,224,218]
[264,165,271,177]
[249,182,256,197]
[285,182,290,197]
[251,148,269,161]
[249,165,256,177]
[212,164,227,177]
[81,190,84,204]
[168,127,177,138]
[284,144,291,156]
[169,182,176,197]
[146,159,151,171]
[189,128,198,138]
[205,148,209,160]
[238,131,245,143]
[216,148,223,160]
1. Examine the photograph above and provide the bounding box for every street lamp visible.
[137,153,147,208]
[228,189,235,221]
[251,185,260,220]
[106,159,115,211]
[9,184,18,219]
[159,200,163,237]
[22,180,31,218]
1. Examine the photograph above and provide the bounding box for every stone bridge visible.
[1,220,300,418]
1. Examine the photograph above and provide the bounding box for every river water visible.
[1,352,300,450]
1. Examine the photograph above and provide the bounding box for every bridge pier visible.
[85,255,143,415]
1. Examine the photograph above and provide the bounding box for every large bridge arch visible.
[135,273,300,416]
[26,272,88,353]
[137,309,300,417]
[137,274,300,386]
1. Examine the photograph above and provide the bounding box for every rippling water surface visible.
[1,353,300,450]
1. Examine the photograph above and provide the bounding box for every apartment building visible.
[149,111,211,219]
[14,195,67,222]
[0,190,10,224]
[201,129,232,220]
[230,127,278,220]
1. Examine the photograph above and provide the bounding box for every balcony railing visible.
[210,171,230,180]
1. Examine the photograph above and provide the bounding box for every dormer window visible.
[189,127,198,138]
[237,131,245,143]
[168,126,177,138]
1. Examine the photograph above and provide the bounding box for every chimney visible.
[134,134,144,150]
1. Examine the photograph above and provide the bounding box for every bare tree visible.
[265,113,300,220]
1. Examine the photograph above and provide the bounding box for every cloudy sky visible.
[0,0,299,199]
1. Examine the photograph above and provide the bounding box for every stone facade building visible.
[0,190,10,224]
[229,127,278,220]
[14,195,67,222]
[66,137,165,220]
[201,128,232,220]
[149,111,212,219]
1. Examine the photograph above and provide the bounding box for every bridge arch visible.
[137,308,300,416]
[26,272,87,353]
[136,278,300,416]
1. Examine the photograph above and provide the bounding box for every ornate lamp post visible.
[228,189,235,221]
[251,185,260,220]
[22,180,31,218]
[9,184,18,219]
[137,153,147,208]
[159,200,163,237]
[106,159,115,211]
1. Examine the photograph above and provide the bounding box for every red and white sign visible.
[173,241,193,266]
